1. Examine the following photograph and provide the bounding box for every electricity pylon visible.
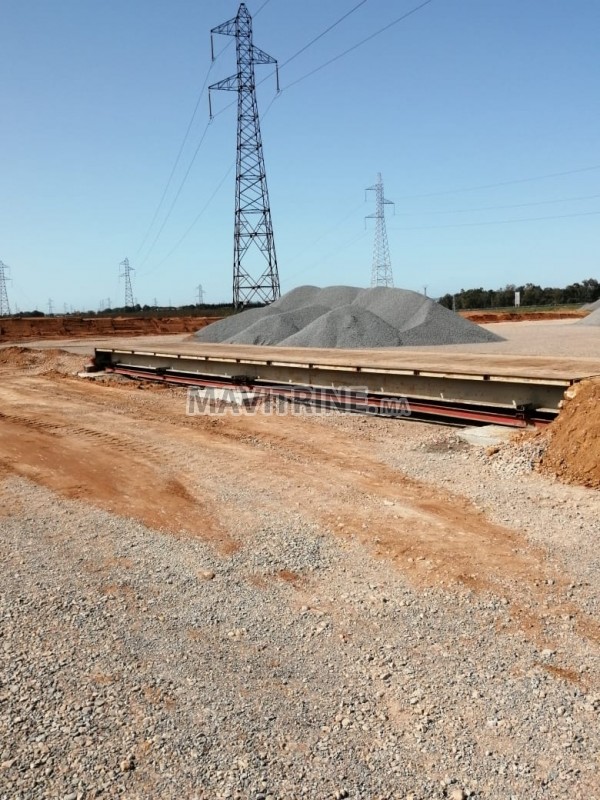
[0,261,11,316]
[209,3,280,308]
[119,258,135,308]
[196,284,206,305]
[366,173,395,288]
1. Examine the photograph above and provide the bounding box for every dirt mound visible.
[0,315,220,343]
[0,346,40,368]
[538,378,600,489]
[196,285,503,348]
[0,346,83,375]
[463,310,587,323]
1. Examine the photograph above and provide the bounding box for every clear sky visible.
[1,0,599,311]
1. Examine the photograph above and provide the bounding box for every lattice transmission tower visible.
[209,3,280,308]
[119,258,135,308]
[366,173,395,288]
[0,261,11,316]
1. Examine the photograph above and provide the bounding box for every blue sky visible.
[1,0,599,311]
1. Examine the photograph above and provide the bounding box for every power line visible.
[135,77,215,258]
[211,0,373,120]
[285,230,369,285]
[144,0,411,263]
[398,192,600,216]
[390,209,600,231]
[285,201,365,266]
[138,121,212,268]
[141,80,286,276]
[136,5,274,265]
[135,36,237,260]
[396,164,600,200]
[280,0,369,70]
[138,0,431,275]
[246,0,426,98]
[283,0,435,91]
[254,0,273,16]
[140,163,235,277]
[10,279,34,310]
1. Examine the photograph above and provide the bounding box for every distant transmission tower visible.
[196,284,206,305]
[119,258,135,308]
[366,173,395,288]
[0,261,11,316]
[209,3,280,308]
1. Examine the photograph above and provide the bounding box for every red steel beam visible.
[105,366,551,428]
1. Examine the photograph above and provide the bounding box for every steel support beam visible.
[94,346,577,423]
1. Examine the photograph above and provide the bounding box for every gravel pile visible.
[195,285,503,348]
[577,306,600,325]
[581,298,600,311]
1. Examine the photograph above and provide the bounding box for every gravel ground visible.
[1,404,599,799]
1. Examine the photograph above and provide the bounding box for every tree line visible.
[438,278,600,310]
[11,302,239,318]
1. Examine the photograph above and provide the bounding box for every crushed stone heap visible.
[581,298,600,311]
[195,285,504,348]
[578,306,600,326]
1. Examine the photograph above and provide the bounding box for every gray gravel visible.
[581,298,600,311]
[282,307,403,349]
[194,286,503,348]
[577,306,600,325]
[1,417,599,799]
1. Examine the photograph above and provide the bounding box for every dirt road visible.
[0,349,585,595]
[1,347,599,799]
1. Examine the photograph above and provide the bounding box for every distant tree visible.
[437,277,599,309]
